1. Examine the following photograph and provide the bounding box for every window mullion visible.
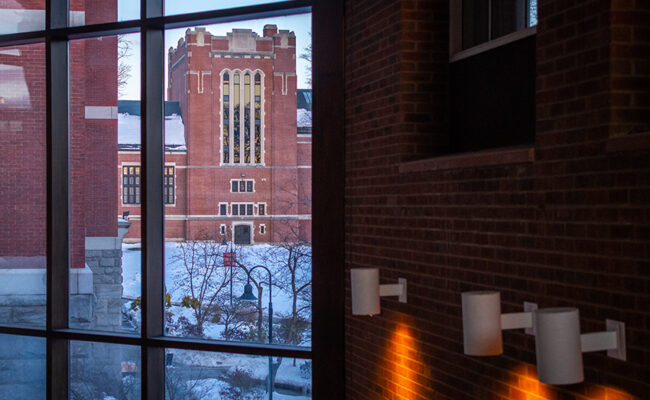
[46,1,70,399]
[142,0,165,398]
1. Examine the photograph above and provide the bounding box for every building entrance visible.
[234,225,251,245]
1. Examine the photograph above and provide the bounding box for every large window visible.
[449,0,537,153]
[222,70,264,165]
[122,165,175,205]
[0,0,345,398]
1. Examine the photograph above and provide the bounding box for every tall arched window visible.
[222,70,263,164]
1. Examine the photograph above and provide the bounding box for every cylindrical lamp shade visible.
[535,307,583,385]
[462,291,503,356]
[351,268,380,316]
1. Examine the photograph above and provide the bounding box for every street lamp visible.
[239,265,274,400]
[222,238,235,306]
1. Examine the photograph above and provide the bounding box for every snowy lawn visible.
[122,242,312,397]
[122,242,304,318]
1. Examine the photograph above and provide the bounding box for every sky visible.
[117,0,311,100]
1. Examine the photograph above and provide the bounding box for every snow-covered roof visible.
[297,89,312,134]
[118,100,186,151]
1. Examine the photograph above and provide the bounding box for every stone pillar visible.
[83,219,131,332]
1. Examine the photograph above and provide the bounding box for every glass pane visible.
[165,1,290,17]
[69,341,141,400]
[0,2,45,34]
[0,334,45,400]
[0,43,46,328]
[528,0,538,27]
[165,349,311,399]
[491,0,526,39]
[69,0,139,27]
[164,14,312,347]
[462,0,489,49]
[69,33,142,334]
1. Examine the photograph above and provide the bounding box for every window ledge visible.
[399,146,535,174]
[450,26,537,63]
[606,132,650,153]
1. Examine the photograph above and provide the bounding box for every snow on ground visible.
[121,242,303,317]
[187,378,311,400]
[121,241,312,396]
[170,350,311,399]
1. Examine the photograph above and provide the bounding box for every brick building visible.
[117,26,312,245]
[0,1,126,332]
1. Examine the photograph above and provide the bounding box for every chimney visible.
[263,24,278,37]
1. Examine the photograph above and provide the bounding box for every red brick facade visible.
[345,1,649,399]
[118,26,312,244]
[0,2,117,269]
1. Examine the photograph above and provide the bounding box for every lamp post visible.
[221,238,234,306]
[239,265,274,400]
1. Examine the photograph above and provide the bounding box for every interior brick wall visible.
[344,1,649,399]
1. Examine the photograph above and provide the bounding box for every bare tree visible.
[299,32,312,87]
[117,35,132,97]
[266,241,311,346]
[170,230,231,337]
[165,366,217,400]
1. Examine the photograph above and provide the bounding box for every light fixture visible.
[461,292,627,385]
[535,307,626,385]
[239,282,257,301]
[461,291,533,356]
[350,268,406,316]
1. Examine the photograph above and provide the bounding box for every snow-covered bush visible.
[219,367,265,400]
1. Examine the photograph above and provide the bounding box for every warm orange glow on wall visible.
[381,321,429,400]
[588,386,638,400]
[505,364,557,400]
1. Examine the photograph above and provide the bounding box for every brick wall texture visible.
[345,1,650,399]
[0,3,117,268]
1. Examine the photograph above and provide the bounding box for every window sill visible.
[398,146,535,174]
[450,26,537,63]
[606,132,650,153]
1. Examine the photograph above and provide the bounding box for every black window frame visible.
[123,166,141,205]
[0,0,345,399]
[164,166,174,205]
[231,178,254,193]
[122,165,174,205]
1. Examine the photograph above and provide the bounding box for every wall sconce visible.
[351,268,406,316]
[461,292,627,385]
[535,307,626,385]
[461,291,533,356]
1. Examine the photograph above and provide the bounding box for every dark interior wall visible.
[344,1,650,399]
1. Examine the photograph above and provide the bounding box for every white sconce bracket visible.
[500,311,533,330]
[462,293,628,386]
[351,268,407,316]
[535,308,627,385]
[379,278,407,303]
[581,319,626,361]
[523,301,538,335]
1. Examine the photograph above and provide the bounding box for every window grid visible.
[0,1,325,399]
[164,166,175,205]
[231,178,254,193]
[222,69,263,165]
[122,166,141,205]
[121,165,175,205]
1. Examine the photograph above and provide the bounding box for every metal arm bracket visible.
[379,278,407,303]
